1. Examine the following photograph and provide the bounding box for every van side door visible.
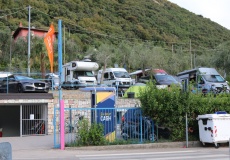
[197,76,206,91]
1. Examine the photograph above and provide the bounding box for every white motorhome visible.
[97,68,133,90]
[177,67,229,94]
[62,60,99,89]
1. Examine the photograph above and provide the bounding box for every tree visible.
[211,41,230,77]
[0,29,12,71]
[115,41,132,71]
[89,43,116,84]
[30,37,48,78]
[128,42,167,75]
[11,38,27,73]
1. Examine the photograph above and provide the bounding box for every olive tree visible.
[88,43,116,84]
[211,41,230,77]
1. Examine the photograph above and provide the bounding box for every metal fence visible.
[22,104,47,136]
[53,107,156,148]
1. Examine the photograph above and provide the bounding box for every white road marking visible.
[76,150,196,157]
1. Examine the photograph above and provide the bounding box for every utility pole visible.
[27,6,31,76]
[190,39,192,69]
[9,31,12,71]
[193,50,196,68]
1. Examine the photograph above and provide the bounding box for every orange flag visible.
[44,24,55,73]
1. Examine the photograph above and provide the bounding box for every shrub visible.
[139,81,230,141]
[76,119,106,146]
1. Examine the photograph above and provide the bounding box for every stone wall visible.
[52,91,140,108]
[0,91,140,135]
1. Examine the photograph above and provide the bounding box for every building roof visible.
[13,26,48,38]
[12,23,58,39]
[0,93,54,100]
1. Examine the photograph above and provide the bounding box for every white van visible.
[177,67,229,94]
[97,68,133,89]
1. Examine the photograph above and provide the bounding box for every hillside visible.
[1,0,230,52]
[1,0,230,76]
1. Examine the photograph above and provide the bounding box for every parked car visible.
[0,75,49,93]
[138,73,181,87]
[45,73,59,90]
[130,69,182,89]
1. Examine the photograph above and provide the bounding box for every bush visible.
[76,119,106,146]
[139,81,230,141]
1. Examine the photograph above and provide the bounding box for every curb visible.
[66,141,202,150]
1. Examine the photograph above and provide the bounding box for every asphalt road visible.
[13,147,230,160]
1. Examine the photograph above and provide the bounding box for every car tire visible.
[18,84,23,93]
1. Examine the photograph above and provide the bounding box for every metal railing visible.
[53,107,156,148]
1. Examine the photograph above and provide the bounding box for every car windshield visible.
[74,71,94,77]
[155,74,178,83]
[15,75,33,80]
[114,71,130,78]
[203,75,225,82]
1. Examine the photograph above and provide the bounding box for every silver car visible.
[0,75,49,93]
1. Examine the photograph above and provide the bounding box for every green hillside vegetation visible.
[0,0,230,76]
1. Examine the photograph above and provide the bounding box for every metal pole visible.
[193,50,196,68]
[9,33,12,71]
[58,20,63,99]
[186,112,188,148]
[20,104,22,137]
[27,6,31,76]
[58,20,63,149]
[190,39,192,69]
[63,25,65,64]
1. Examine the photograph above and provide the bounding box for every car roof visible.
[0,72,12,78]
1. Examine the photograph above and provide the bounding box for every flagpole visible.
[58,20,64,150]
[27,5,31,76]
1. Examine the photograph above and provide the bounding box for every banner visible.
[44,24,55,73]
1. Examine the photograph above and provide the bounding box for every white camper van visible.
[62,60,99,89]
[97,68,133,92]
[177,67,229,94]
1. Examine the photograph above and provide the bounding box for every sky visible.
[168,0,230,30]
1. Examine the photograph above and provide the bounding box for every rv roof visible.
[177,67,219,76]
[198,68,219,75]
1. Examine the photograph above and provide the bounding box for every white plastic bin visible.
[196,111,230,148]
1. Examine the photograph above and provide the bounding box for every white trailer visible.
[62,60,99,89]
[196,112,230,148]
